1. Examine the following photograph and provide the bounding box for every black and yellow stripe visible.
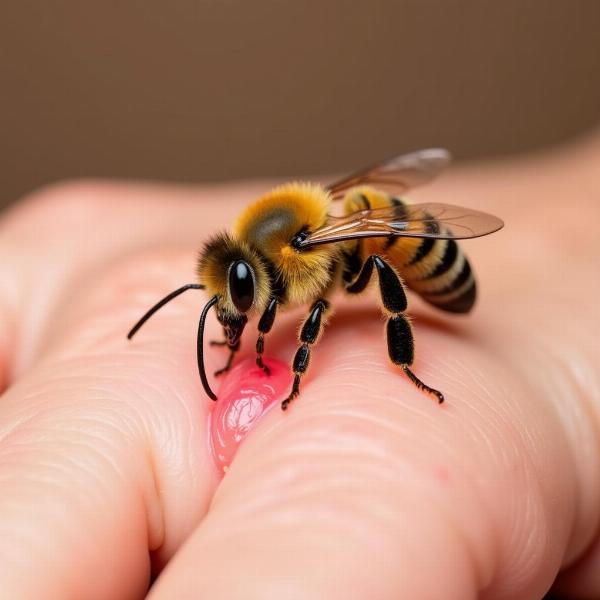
[342,191,477,314]
[404,237,476,314]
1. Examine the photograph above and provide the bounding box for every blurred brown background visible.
[1,1,600,208]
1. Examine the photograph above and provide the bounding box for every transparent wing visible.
[326,148,452,200]
[295,203,504,249]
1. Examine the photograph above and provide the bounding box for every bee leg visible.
[388,315,444,404]
[346,255,444,404]
[210,326,229,346]
[214,340,240,377]
[281,299,329,411]
[255,297,278,375]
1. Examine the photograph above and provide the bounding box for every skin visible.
[0,132,599,599]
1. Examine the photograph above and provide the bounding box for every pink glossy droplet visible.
[209,357,291,474]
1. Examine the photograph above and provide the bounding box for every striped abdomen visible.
[343,188,476,314]
[393,232,476,314]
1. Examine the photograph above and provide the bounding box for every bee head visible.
[198,232,270,327]
[214,260,254,346]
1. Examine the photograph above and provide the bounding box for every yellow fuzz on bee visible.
[234,182,339,306]
[234,181,331,239]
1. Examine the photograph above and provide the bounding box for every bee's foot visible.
[210,340,228,347]
[282,374,301,411]
[281,392,297,411]
[401,365,445,404]
[214,367,229,377]
[256,357,271,376]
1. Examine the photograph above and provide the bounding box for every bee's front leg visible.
[282,299,330,410]
[214,340,240,377]
[255,297,278,375]
[209,326,230,371]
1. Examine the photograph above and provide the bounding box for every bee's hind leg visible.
[346,254,444,404]
[282,299,330,410]
[255,297,278,375]
[388,315,444,404]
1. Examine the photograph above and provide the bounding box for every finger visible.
[0,248,227,598]
[0,178,292,598]
[0,174,277,597]
[1,149,596,596]
[147,151,600,599]
[0,179,255,383]
[148,301,590,600]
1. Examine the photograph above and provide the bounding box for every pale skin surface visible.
[0,132,599,600]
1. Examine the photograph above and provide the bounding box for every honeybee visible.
[128,148,503,409]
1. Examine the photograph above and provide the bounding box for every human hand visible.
[0,138,598,599]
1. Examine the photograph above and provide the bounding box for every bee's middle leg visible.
[282,299,329,410]
[255,297,278,375]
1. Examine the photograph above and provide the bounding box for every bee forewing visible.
[297,203,504,248]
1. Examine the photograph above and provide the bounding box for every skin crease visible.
[0,133,598,599]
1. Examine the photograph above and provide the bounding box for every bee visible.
[128,148,503,410]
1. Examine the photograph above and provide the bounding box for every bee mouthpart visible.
[223,314,248,347]
[226,329,241,346]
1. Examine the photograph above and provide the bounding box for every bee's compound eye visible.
[229,260,255,313]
